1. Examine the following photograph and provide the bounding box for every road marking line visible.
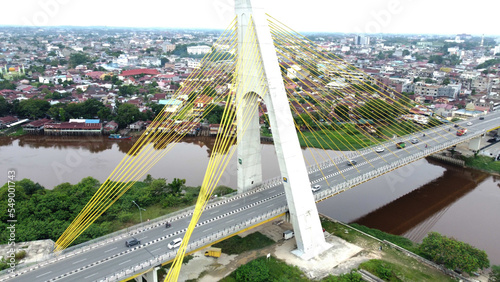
[72,258,87,264]
[203,228,213,233]
[104,247,117,253]
[119,259,131,266]
[152,247,162,253]
[84,273,98,279]
[36,271,52,278]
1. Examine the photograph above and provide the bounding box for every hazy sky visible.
[1,0,498,36]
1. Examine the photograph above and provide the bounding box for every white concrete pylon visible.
[235,0,331,259]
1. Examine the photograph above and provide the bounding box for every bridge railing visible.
[98,205,288,282]
[313,129,486,202]
[0,178,285,280]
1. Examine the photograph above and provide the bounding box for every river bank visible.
[2,134,500,265]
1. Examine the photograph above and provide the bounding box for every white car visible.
[375,147,384,153]
[467,122,473,126]
[168,238,182,249]
[311,185,321,192]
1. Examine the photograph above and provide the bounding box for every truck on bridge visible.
[396,142,406,149]
[457,128,467,136]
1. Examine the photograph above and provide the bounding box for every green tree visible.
[428,55,444,64]
[115,103,141,128]
[419,232,489,275]
[59,108,67,122]
[147,179,168,196]
[334,104,350,121]
[168,178,186,195]
[69,52,92,68]
[0,80,16,90]
[402,49,410,56]
[490,265,500,282]
[205,105,226,124]
[65,103,84,119]
[0,96,10,115]
[201,86,217,97]
[17,99,51,119]
[442,78,450,85]
[97,107,112,121]
[81,99,106,119]
[234,258,270,282]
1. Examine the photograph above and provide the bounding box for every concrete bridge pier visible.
[134,266,160,282]
[468,134,485,152]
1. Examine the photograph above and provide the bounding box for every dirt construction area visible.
[176,217,380,281]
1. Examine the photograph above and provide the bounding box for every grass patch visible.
[213,232,274,255]
[349,223,417,252]
[322,271,363,281]
[220,256,309,282]
[321,218,454,281]
[157,255,194,279]
[8,127,26,136]
[359,259,454,282]
[213,185,236,197]
[463,155,500,173]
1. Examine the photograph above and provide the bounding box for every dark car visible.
[479,117,485,120]
[165,222,171,228]
[125,238,141,247]
[454,124,459,128]
[347,160,357,166]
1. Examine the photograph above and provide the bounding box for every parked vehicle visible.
[283,230,294,240]
[125,238,141,247]
[167,238,182,249]
[396,142,406,149]
[204,247,222,258]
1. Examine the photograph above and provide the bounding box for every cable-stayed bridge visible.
[2,114,499,282]
[3,0,500,281]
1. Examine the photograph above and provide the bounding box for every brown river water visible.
[0,135,499,264]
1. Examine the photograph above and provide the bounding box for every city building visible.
[187,45,211,55]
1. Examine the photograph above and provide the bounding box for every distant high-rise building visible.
[494,45,500,55]
[353,35,361,45]
[361,36,370,46]
[353,35,370,46]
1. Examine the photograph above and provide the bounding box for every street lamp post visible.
[132,200,146,223]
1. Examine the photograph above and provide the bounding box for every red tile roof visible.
[120,69,159,77]
[45,122,102,130]
[24,118,52,127]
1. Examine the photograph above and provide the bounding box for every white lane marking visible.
[104,247,118,253]
[84,273,98,279]
[72,258,87,265]
[119,259,132,266]
[152,247,163,253]
[203,228,213,233]
[227,219,235,223]
[36,271,52,278]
